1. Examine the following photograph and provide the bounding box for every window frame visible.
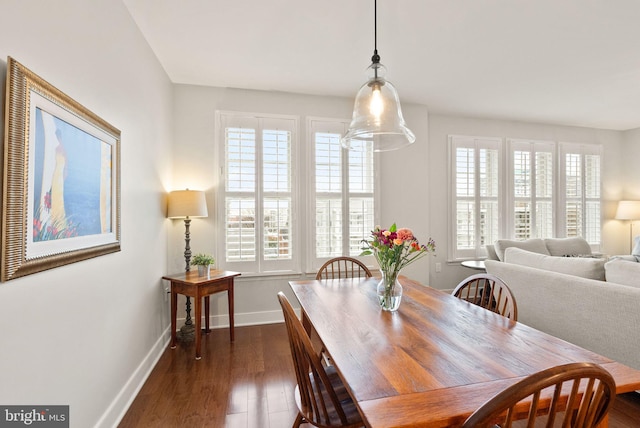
[507,139,556,240]
[449,135,603,262]
[558,142,602,251]
[306,117,379,273]
[215,111,299,275]
[448,135,504,261]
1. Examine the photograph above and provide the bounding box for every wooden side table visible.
[162,269,241,360]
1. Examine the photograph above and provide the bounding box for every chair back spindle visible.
[316,257,372,280]
[452,273,518,321]
[462,362,616,428]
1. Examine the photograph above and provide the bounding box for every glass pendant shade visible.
[341,62,416,152]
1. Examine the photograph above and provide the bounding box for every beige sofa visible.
[486,236,594,261]
[485,254,640,371]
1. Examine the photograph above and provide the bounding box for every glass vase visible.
[377,270,403,311]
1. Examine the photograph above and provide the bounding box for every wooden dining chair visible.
[315,257,372,280]
[452,273,518,321]
[462,362,616,428]
[277,292,364,428]
[313,257,372,362]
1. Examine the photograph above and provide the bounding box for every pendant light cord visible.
[371,0,380,64]
[371,0,380,82]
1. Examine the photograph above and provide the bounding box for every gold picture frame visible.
[2,57,121,281]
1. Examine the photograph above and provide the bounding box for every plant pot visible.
[197,264,210,277]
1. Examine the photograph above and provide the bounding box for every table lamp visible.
[615,200,640,253]
[167,189,208,340]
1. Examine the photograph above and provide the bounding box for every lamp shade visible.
[167,190,208,219]
[341,62,415,152]
[615,200,640,220]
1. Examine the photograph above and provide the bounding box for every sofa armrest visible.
[485,244,499,261]
[609,255,639,262]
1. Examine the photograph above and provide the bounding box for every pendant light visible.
[341,0,416,152]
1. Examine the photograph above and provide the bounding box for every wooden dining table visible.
[288,276,640,428]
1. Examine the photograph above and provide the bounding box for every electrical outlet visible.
[435,262,442,273]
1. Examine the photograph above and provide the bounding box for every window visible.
[508,139,555,240]
[450,135,602,260]
[216,113,377,275]
[559,143,601,249]
[449,136,502,260]
[217,112,297,273]
[308,118,377,271]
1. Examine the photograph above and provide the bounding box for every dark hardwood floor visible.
[119,323,640,428]
[119,323,301,428]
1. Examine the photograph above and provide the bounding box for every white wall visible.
[621,128,640,200]
[170,84,431,323]
[0,1,173,427]
[619,127,640,252]
[427,114,627,289]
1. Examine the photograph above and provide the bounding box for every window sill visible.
[232,270,308,281]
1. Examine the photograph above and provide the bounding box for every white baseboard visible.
[165,310,285,329]
[207,309,284,327]
[100,310,284,427]
[97,326,171,428]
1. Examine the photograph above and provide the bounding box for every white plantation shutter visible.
[225,126,257,263]
[508,139,555,240]
[536,150,554,237]
[450,136,501,260]
[584,154,601,244]
[348,139,375,255]
[225,198,256,262]
[349,197,374,254]
[219,112,297,273]
[263,128,292,261]
[309,118,377,271]
[559,143,601,249]
[315,198,342,257]
[456,147,475,251]
[315,130,343,257]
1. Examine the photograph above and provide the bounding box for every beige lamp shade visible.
[167,190,208,219]
[615,200,640,220]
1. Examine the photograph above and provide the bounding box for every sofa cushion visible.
[494,238,549,261]
[543,237,592,257]
[605,259,640,288]
[504,247,606,280]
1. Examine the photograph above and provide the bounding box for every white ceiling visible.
[123,0,640,131]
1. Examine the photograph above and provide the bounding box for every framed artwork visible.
[2,57,121,281]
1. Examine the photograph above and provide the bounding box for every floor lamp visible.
[615,200,640,253]
[167,189,208,341]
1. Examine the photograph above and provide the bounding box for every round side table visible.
[461,260,486,271]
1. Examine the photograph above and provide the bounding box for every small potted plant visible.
[191,253,215,277]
